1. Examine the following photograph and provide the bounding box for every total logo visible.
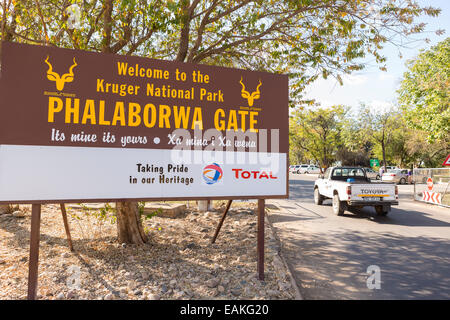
[232,168,277,179]
[203,163,223,185]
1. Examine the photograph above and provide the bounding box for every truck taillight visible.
[395,186,398,198]
[347,186,351,199]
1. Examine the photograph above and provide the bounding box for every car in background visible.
[304,165,321,174]
[294,164,310,174]
[385,166,399,172]
[382,169,409,184]
[363,167,380,180]
[290,165,301,173]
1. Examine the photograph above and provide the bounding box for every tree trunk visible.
[116,201,147,244]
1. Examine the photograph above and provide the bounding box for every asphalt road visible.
[267,173,450,300]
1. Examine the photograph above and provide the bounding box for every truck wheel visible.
[314,188,323,205]
[332,194,345,216]
[376,175,380,180]
[375,206,389,216]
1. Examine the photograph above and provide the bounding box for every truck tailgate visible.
[350,184,397,202]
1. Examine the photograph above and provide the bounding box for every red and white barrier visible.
[422,191,442,204]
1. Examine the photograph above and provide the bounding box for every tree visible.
[398,37,450,143]
[290,105,347,170]
[0,0,441,243]
[354,105,401,169]
[339,108,374,166]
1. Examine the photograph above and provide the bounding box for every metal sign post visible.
[257,199,265,280]
[60,203,74,251]
[27,204,41,300]
[211,200,233,244]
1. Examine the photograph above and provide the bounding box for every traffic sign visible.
[427,177,433,191]
[443,154,450,166]
[370,159,380,167]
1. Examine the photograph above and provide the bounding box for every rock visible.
[104,293,114,300]
[119,287,128,295]
[127,280,137,291]
[230,288,242,296]
[267,289,279,297]
[147,293,160,300]
[119,292,128,299]
[168,264,177,272]
[185,243,197,250]
[169,279,177,287]
[56,292,65,300]
[124,272,133,280]
[140,271,149,281]
[161,284,168,293]
[143,203,186,218]
[206,278,220,288]
[61,252,71,258]
[66,290,76,299]
[217,285,225,293]
[12,211,25,218]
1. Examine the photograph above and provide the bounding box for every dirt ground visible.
[0,201,295,300]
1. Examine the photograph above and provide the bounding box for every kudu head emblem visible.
[239,77,262,107]
[44,56,77,91]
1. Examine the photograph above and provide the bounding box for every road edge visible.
[265,210,303,300]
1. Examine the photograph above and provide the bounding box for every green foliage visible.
[398,38,450,142]
[78,203,117,224]
[290,99,448,169]
[138,202,161,235]
[69,203,117,240]
[290,105,347,168]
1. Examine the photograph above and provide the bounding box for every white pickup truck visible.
[314,167,398,216]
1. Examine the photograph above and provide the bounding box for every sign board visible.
[370,159,380,167]
[422,191,442,204]
[443,154,450,166]
[427,178,433,191]
[0,42,288,203]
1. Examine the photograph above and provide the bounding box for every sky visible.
[302,0,450,114]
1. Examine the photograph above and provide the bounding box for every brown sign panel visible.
[0,42,288,203]
[0,42,288,152]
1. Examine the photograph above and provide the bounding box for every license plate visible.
[360,197,384,201]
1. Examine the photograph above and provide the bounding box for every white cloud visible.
[342,74,369,86]
[378,73,395,81]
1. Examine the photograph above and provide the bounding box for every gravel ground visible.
[0,202,296,300]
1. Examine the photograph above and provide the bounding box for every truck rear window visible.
[331,168,366,181]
